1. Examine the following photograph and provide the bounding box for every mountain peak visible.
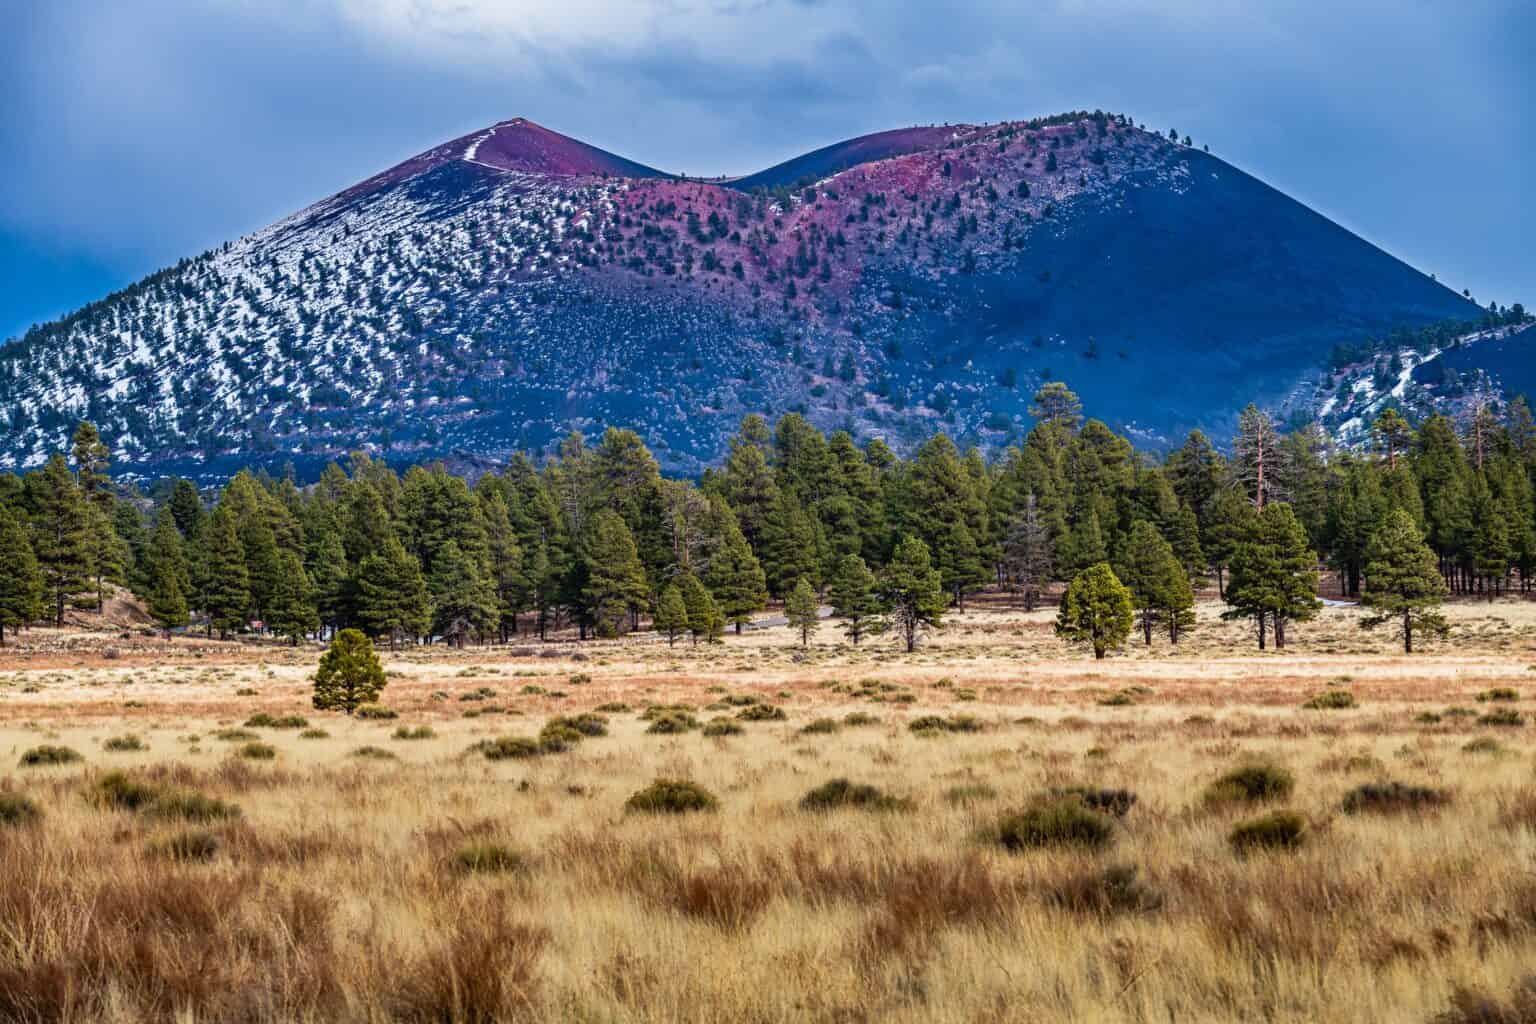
[339,117,668,201]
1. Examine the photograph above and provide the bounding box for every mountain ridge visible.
[0,111,1483,481]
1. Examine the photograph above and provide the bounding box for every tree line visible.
[0,382,1530,656]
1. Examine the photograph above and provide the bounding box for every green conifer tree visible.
[312,628,386,713]
[881,536,947,652]
[703,499,768,632]
[677,572,723,645]
[1360,508,1449,653]
[654,584,688,646]
[268,550,320,645]
[27,454,91,626]
[827,553,885,644]
[581,511,650,637]
[199,506,251,640]
[355,535,430,648]
[1054,562,1134,660]
[785,576,820,646]
[0,506,43,645]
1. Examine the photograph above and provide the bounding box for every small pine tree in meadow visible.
[785,577,820,647]
[1361,508,1449,653]
[881,536,947,653]
[312,628,387,713]
[653,584,688,646]
[827,553,885,644]
[1055,563,1134,660]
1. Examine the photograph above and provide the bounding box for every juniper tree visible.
[881,536,946,653]
[1360,508,1449,653]
[1055,562,1134,659]
[0,506,43,645]
[827,553,885,644]
[654,584,688,646]
[785,576,820,647]
[312,628,386,713]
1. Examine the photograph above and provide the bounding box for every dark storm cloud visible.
[1,0,1531,340]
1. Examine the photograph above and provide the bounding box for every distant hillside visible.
[0,111,1479,480]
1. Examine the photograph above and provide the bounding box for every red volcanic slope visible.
[726,124,965,191]
[337,117,670,201]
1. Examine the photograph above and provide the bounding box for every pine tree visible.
[1202,489,1258,599]
[0,506,43,645]
[145,555,188,639]
[306,522,348,635]
[167,479,205,538]
[581,510,650,638]
[1233,404,1288,509]
[1055,562,1134,660]
[1360,509,1449,653]
[1058,510,1108,576]
[1168,500,1205,586]
[199,506,251,639]
[27,454,90,626]
[81,500,129,612]
[1372,408,1413,471]
[1002,491,1054,611]
[677,572,723,644]
[785,576,820,646]
[426,540,497,645]
[881,536,946,652]
[827,553,885,643]
[1222,503,1320,649]
[355,534,431,648]
[1472,502,1512,601]
[480,491,525,641]
[70,421,112,511]
[758,490,819,597]
[268,550,320,645]
[703,499,767,632]
[654,584,688,646]
[1116,521,1185,645]
[312,628,386,713]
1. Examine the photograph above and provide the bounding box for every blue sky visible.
[2,1,1531,341]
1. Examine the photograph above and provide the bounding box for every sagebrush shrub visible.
[625,778,718,815]
[736,704,786,722]
[1479,708,1525,727]
[799,778,910,812]
[799,718,840,736]
[646,711,699,734]
[944,782,998,805]
[237,742,277,761]
[1476,688,1519,703]
[843,711,881,727]
[103,734,147,752]
[1302,690,1356,710]
[453,842,527,875]
[1228,810,1306,853]
[393,725,435,740]
[1049,785,1138,817]
[702,718,743,737]
[1204,760,1295,805]
[19,745,81,767]
[987,796,1116,851]
[354,704,398,720]
[472,736,543,761]
[351,745,397,760]
[1341,781,1450,814]
[0,793,42,828]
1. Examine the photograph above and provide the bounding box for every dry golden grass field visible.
[3,597,1536,1023]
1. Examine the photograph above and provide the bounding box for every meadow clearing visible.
[2,597,1536,1023]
